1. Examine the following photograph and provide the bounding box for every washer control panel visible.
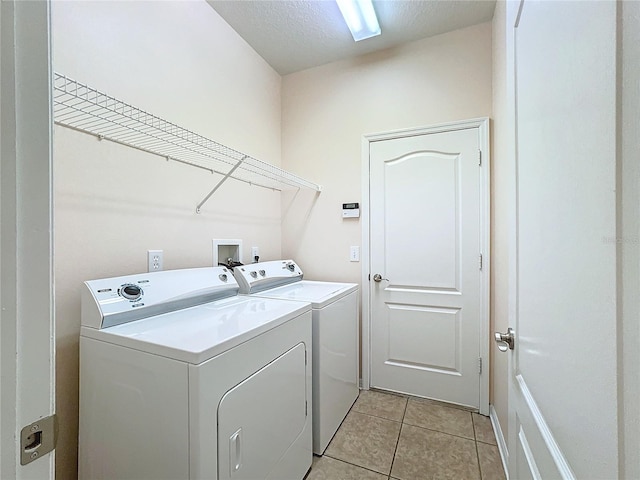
[233,260,303,294]
[82,267,239,329]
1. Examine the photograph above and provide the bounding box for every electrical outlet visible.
[251,246,259,262]
[350,246,360,262]
[148,250,163,272]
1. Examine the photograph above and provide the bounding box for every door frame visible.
[1,0,55,478]
[360,117,490,415]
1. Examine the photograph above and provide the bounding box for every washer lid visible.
[80,296,311,364]
[254,280,358,308]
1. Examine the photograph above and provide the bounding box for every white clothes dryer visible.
[233,260,358,455]
[79,267,312,480]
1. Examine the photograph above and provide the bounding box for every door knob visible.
[372,274,389,283]
[494,328,515,352]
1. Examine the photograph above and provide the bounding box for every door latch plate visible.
[20,414,57,465]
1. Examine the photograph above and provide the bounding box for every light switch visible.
[350,246,360,262]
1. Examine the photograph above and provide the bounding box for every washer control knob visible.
[250,271,258,278]
[286,262,295,272]
[219,274,228,282]
[120,284,143,301]
[259,270,266,277]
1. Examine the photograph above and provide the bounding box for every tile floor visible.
[305,390,506,480]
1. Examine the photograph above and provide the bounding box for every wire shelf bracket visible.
[196,156,247,214]
[52,73,322,213]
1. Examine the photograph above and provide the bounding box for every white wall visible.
[52,2,282,478]
[281,22,493,284]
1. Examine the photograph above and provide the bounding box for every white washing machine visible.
[79,267,313,480]
[233,260,358,455]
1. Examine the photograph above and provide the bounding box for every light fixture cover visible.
[336,0,381,42]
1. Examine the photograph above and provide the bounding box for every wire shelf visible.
[53,73,322,211]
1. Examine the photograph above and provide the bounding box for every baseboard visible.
[490,404,509,479]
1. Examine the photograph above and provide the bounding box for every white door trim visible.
[0,1,55,477]
[361,117,490,415]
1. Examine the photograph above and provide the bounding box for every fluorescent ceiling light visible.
[336,0,381,42]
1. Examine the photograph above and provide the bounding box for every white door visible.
[368,120,489,411]
[0,1,55,478]
[505,1,619,478]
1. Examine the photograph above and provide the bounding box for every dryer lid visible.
[81,295,311,364]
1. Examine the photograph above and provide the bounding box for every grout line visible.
[472,414,484,480]
[400,396,409,423]
[388,423,403,478]
[404,395,479,414]
[387,399,407,478]
[322,454,391,477]
[471,412,478,441]
[350,409,404,424]
[401,420,477,442]
[477,439,499,446]
[369,387,479,414]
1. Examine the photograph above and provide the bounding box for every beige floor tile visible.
[305,455,387,480]
[351,390,407,422]
[391,424,480,480]
[325,411,401,475]
[473,413,497,445]
[477,442,507,480]
[404,398,475,439]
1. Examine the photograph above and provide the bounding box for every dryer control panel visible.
[82,267,239,330]
[233,260,303,294]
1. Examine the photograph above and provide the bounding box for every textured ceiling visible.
[207,0,497,75]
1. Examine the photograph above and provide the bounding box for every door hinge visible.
[305,401,308,416]
[305,349,307,365]
[478,357,483,375]
[20,414,58,465]
[479,254,483,270]
[478,149,482,166]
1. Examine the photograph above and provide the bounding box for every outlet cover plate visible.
[148,250,163,272]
